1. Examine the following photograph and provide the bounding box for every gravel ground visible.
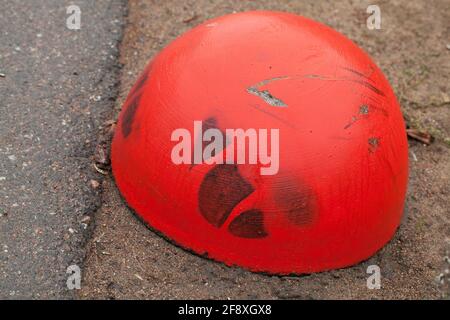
[80,0,450,299]
[0,0,126,299]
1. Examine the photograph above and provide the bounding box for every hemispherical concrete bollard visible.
[112,11,408,274]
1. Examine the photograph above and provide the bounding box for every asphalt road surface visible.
[0,0,126,298]
[81,0,449,300]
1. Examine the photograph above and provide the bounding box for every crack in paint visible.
[247,68,385,109]
[250,104,296,129]
[247,70,384,110]
[303,74,384,96]
[344,104,370,129]
[251,76,291,87]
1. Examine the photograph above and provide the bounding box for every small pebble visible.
[90,179,100,189]
[81,216,91,223]
[135,274,143,281]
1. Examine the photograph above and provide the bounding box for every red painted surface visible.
[112,11,409,274]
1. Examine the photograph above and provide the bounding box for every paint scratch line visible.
[250,104,296,129]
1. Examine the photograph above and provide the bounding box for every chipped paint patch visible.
[247,86,287,107]
[359,104,369,115]
[368,137,380,153]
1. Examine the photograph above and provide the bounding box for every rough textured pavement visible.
[81,0,450,299]
[0,0,126,298]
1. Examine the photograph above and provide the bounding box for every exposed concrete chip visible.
[247,86,287,107]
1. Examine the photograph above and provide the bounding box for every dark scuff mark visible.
[344,117,358,130]
[228,209,268,239]
[247,86,287,107]
[190,117,229,169]
[202,117,221,158]
[368,137,380,153]
[350,79,385,96]
[204,117,218,127]
[199,117,219,158]
[273,176,316,226]
[199,165,254,228]
[250,104,296,129]
[121,94,141,138]
[341,66,375,80]
[129,70,149,99]
[342,67,368,78]
[121,68,150,138]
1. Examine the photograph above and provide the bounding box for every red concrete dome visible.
[112,11,408,274]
